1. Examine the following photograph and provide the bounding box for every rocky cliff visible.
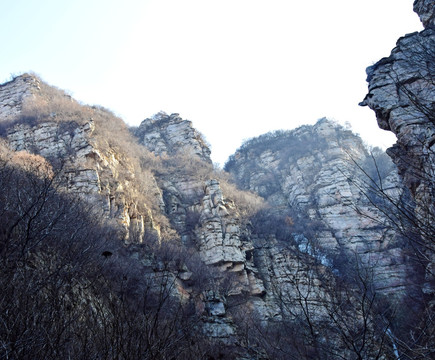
[413,0,435,28]
[225,119,409,294]
[0,72,423,358]
[134,112,212,163]
[358,2,435,357]
[0,74,164,243]
[0,75,269,346]
[0,73,40,119]
[361,1,435,298]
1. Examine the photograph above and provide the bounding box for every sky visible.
[0,0,423,165]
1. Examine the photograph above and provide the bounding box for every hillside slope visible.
[0,72,424,359]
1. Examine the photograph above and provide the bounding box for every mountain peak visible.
[135,111,212,163]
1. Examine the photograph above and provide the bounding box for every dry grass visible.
[0,140,53,178]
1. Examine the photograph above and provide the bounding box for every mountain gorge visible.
[1,3,434,359]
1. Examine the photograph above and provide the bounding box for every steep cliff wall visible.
[0,74,40,120]
[413,0,435,28]
[226,119,409,294]
[0,76,269,346]
[361,2,435,297]
[0,74,163,242]
[135,112,212,163]
[1,72,419,357]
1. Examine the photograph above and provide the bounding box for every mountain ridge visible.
[1,3,434,352]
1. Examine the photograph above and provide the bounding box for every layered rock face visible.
[134,118,265,297]
[226,119,408,294]
[0,77,268,346]
[0,74,40,119]
[361,3,435,295]
[1,73,420,355]
[135,112,212,163]
[0,75,161,242]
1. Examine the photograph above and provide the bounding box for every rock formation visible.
[1,75,162,242]
[134,112,212,163]
[361,1,435,298]
[225,118,409,294]
[413,0,435,28]
[0,73,40,119]
[0,71,424,358]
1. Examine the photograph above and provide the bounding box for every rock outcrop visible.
[361,2,435,297]
[226,119,409,294]
[1,71,423,357]
[413,0,435,28]
[194,179,265,295]
[0,75,272,348]
[0,74,162,242]
[135,112,212,163]
[0,74,40,120]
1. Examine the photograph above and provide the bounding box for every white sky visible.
[0,0,423,165]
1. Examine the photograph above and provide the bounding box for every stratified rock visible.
[0,74,162,243]
[226,119,408,294]
[160,170,265,296]
[135,112,212,163]
[0,74,40,119]
[361,3,435,296]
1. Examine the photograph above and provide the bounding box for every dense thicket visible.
[0,151,240,359]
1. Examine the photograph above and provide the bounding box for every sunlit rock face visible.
[159,171,265,296]
[361,3,435,295]
[7,121,100,195]
[1,68,427,349]
[0,74,160,242]
[0,74,40,119]
[226,119,409,294]
[194,179,265,295]
[135,112,212,163]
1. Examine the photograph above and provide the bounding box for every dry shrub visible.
[19,81,88,125]
[159,150,213,179]
[0,141,53,178]
[211,166,266,218]
[219,179,266,218]
[11,151,53,178]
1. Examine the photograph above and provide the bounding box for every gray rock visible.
[414,0,435,28]
[135,112,212,163]
[226,119,409,294]
[361,6,435,296]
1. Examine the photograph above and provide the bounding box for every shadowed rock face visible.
[414,0,435,28]
[360,4,435,192]
[361,3,435,296]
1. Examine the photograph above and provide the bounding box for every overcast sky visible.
[0,0,423,165]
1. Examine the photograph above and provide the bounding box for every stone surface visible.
[135,112,212,163]
[0,74,40,120]
[414,0,435,28]
[226,119,409,294]
[361,4,435,297]
[1,72,423,349]
[160,171,266,297]
[0,74,161,243]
